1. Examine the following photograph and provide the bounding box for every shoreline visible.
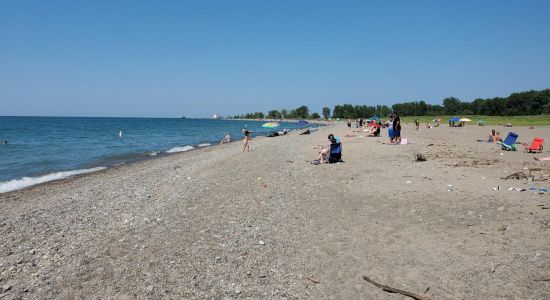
[0,122,318,194]
[1,123,548,298]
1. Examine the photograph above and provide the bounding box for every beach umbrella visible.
[371,116,381,122]
[449,117,460,122]
[262,122,280,128]
[459,118,472,122]
[296,120,309,126]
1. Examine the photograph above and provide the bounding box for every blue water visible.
[0,117,312,185]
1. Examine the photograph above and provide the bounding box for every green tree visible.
[322,106,331,119]
[295,105,309,119]
[310,112,320,119]
[267,110,281,119]
[281,108,288,118]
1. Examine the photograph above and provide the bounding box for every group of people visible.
[346,118,381,137]
[219,128,251,152]
[387,113,402,144]
[487,129,502,143]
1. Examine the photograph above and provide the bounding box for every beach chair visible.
[524,137,544,153]
[327,141,343,163]
[498,132,518,151]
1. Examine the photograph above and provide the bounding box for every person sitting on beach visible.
[318,134,340,163]
[220,134,231,144]
[494,131,501,143]
[487,129,496,142]
[368,126,380,137]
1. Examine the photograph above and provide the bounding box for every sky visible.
[1,0,549,118]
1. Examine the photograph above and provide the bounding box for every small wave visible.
[149,151,160,156]
[0,167,107,194]
[198,143,211,147]
[166,145,194,153]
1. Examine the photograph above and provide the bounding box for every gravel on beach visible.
[1,123,549,299]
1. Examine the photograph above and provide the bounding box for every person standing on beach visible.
[415,119,419,131]
[393,113,401,144]
[347,119,352,129]
[387,116,394,143]
[242,129,251,152]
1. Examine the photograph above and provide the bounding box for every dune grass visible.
[401,115,550,126]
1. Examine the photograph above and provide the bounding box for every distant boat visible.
[213,113,221,119]
[180,116,186,119]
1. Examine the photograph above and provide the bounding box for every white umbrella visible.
[459,118,472,122]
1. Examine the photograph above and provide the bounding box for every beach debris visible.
[234,286,242,294]
[406,180,412,184]
[535,277,550,281]
[447,185,454,191]
[501,171,529,180]
[492,186,501,191]
[258,240,265,245]
[497,225,507,231]
[362,275,431,300]
[2,285,12,292]
[414,154,427,162]
[307,277,320,284]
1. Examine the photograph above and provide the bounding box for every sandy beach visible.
[1,123,549,299]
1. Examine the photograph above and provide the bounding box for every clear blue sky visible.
[1,0,549,117]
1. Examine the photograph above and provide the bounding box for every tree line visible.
[230,89,550,119]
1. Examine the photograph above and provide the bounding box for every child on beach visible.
[242,129,251,152]
[494,131,501,143]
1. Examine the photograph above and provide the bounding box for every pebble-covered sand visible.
[1,123,549,299]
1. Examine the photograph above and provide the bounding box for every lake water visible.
[0,117,312,192]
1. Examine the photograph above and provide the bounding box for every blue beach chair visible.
[327,141,343,163]
[499,132,518,151]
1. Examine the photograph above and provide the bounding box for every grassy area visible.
[401,115,550,126]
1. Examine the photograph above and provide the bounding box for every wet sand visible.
[1,123,549,299]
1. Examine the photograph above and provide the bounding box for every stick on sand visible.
[362,275,431,300]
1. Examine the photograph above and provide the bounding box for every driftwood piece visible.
[362,275,431,300]
[501,171,529,180]
[307,277,320,284]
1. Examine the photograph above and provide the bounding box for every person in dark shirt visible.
[392,113,401,144]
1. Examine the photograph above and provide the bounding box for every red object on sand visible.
[525,137,544,153]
